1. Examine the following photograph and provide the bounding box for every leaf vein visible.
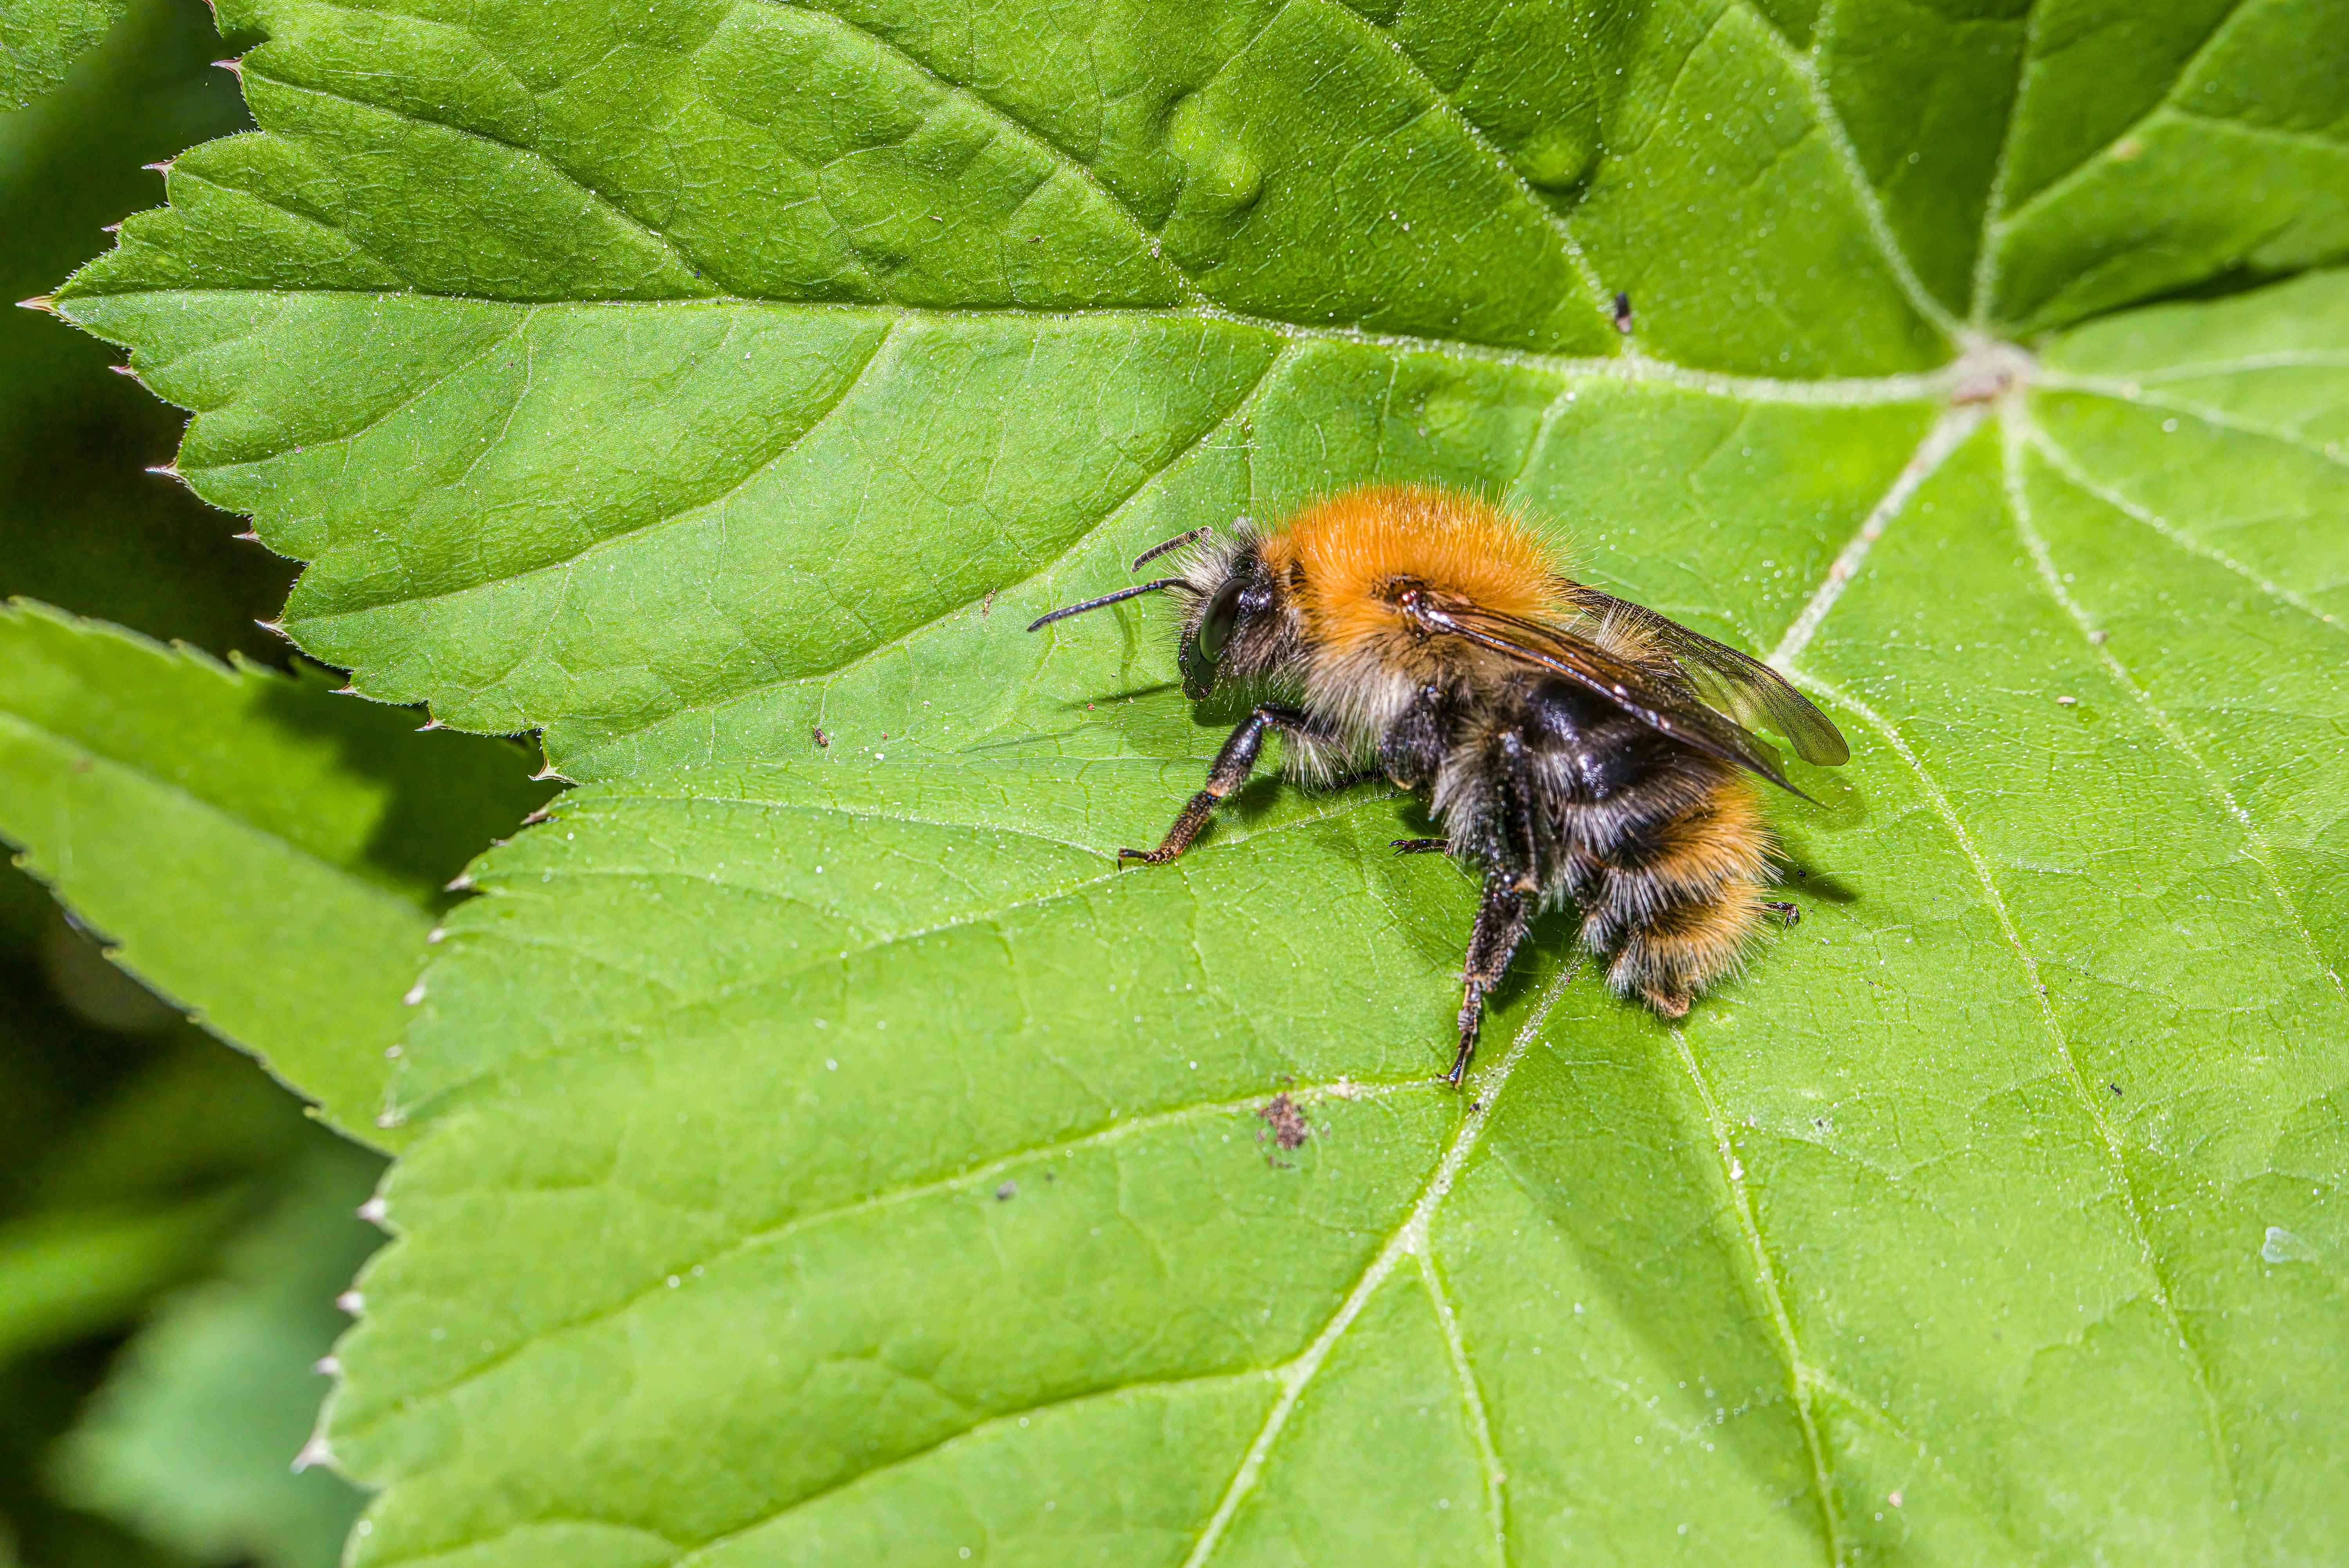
[1176,960,1581,1568]
[1787,664,2245,1529]
[1991,0,2259,236]
[2003,408,2349,1010]
[1669,1027,1844,1566]
[2022,419,2346,637]
[243,68,716,289]
[1737,0,1962,341]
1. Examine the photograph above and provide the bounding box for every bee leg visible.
[1447,873,1533,1086]
[1119,705,1324,865]
[1391,838,1449,854]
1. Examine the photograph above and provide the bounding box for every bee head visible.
[1176,555,1282,700]
[1025,521,1295,703]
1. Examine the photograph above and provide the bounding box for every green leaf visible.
[0,1197,239,1367]
[47,1,2349,1562]
[56,1133,382,1568]
[0,603,550,1141]
[0,0,123,111]
[0,937,323,1566]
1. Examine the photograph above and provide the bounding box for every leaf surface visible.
[0,0,123,110]
[46,0,2349,1562]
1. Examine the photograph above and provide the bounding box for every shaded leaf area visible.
[0,603,552,1140]
[56,1133,383,1568]
[0,0,280,659]
[0,0,124,110]
[4,17,379,1558]
[1982,0,2349,328]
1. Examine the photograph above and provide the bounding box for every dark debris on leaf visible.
[1256,1093,1310,1152]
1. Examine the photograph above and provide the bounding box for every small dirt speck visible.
[994,1180,1018,1202]
[1257,1093,1310,1151]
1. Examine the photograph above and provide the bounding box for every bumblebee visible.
[1029,485,1848,1083]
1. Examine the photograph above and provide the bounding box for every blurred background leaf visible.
[51,1135,389,1568]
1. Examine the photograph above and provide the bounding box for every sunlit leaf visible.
[47,0,2349,1561]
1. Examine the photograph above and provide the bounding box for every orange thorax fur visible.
[1258,485,1568,660]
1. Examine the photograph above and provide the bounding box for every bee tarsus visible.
[1391,837,1448,854]
[1764,899,1801,926]
[1121,704,1328,863]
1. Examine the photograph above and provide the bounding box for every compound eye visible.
[1196,577,1243,664]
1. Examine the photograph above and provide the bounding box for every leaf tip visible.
[109,363,140,378]
[529,764,572,783]
[356,1195,389,1227]
[415,717,443,731]
[426,925,446,943]
[212,56,244,77]
[402,976,428,1005]
[291,1434,336,1474]
[142,159,173,175]
[312,1354,342,1378]
[444,872,474,892]
[336,1290,363,1315]
[16,295,54,314]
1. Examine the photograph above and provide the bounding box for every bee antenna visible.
[1130,524,1211,572]
[1025,579,1185,633]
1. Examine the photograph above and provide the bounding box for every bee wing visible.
[1400,596,1806,796]
[1565,587,1851,767]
